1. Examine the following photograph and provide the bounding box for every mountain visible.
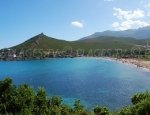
[81,26,150,40]
[1,32,149,60]
[11,33,137,51]
[12,33,70,50]
[6,26,150,52]
[75,36,140,50]
[10,31,150,52]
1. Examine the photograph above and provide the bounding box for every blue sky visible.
[1,0,150,48]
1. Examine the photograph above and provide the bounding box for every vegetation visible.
[0,33,150,60]
[11,33,150,50]
[0,78,150,115]
[0,78,106,115]
[117,91,150,115]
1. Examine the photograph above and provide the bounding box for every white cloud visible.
[112,20,149,30]
[113,8,145,20]
[112,22,120,28]
[112,7,149,30]
[71,21,84,28]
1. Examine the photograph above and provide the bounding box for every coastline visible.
[0,56,150,71]
[74,57,150,72]
[104,57,150,72]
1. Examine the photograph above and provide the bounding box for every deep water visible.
[0,58,150,110]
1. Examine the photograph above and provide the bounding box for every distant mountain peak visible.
[36,32,46,38]
[81,26,150,40]
[38,32,45,37]
[31,33,47,41]
[40,32,44,35]
[11,33,70,50]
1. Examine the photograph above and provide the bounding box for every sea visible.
[0,58,150,111]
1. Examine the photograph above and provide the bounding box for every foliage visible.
[0,78,93,115]
[1,78,150,115]
[117,91,150,115]
[131,91,150,105]
[93,106,110,115]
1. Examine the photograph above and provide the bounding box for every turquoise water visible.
[0,58,150,110]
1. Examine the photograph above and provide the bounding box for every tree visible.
[33,87,48,115]
[74,100,84,112]
[131,91,150,105]
[61,104,74,115]
[0,77,16,114]
[15,84,34,114]
[1,78,150,115]
[50,96,62,107]
[134,98,150,115]
[93,106,110,115]
[48,96,62,114]
[73,100,90,115]
[118,92,150,115]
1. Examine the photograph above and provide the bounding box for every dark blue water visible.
[0,58,150,110]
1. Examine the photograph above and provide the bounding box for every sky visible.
[1,0,150,48]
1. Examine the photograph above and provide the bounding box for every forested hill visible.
[0,32,149,60]
[11,33,150,50]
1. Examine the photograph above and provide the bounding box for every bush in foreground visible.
[0,78,150,115]
[117,91,150,115]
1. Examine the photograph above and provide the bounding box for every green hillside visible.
[1,33,147,60]
[75,36,137,49]
[12,33,70,50]
[11,33,150,51]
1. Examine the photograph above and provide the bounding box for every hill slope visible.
[0,33,149,60]
[11,33,150,51]
[12,33,70,50]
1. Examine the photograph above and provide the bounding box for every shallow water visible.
[0,58,150,110]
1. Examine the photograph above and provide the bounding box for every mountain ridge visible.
[10,33,150,51]
[80,26,150,40]
[3,26,150,51]
[1,31,150,60]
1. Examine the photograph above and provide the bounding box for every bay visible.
[0,58,150,110]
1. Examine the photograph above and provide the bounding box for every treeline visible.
[0,48,150,61]
[0,78,150,115]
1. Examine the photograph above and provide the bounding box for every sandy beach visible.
[114,58,150,71]
[102,57,150,71]
[118,58,150,70]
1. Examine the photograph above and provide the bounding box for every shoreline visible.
[0,56,150,71]
[72,57,150,72]
[104,57,150,72]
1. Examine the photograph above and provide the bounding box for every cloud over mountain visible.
[112,8,149,30]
